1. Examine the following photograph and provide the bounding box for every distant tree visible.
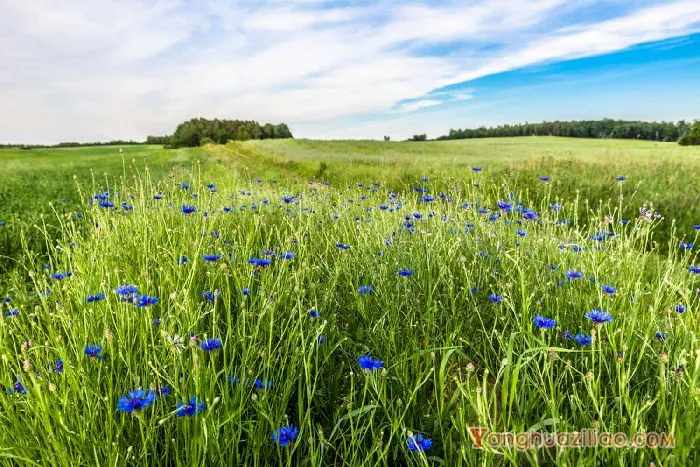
[408,134,427,142]
[679,121,700,146]
[168,118,294,148]
[384,136,390,141]
[146,135,171,145]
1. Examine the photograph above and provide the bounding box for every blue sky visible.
[0,0,699,143]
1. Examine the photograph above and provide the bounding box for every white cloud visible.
[0,0,698,142]
[393,100,444,113]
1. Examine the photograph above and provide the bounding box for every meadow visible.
[0,137,698,466]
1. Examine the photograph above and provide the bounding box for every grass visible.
[0,138,698,465]
[0,145,204,273]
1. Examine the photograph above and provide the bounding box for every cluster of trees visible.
[145,135,171,145]
[678,121,700,146]
[435,119,695,143]
[163,118,293,148]
[407,134,427,142]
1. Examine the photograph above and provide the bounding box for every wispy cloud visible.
[0,0,699,142]
[393,100,443,113]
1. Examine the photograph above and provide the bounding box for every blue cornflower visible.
[601,285,616,294]
[155,386,171,397]
[84,344,104,360]
[176,397,206,417]
[655,332,667,341]
[54,359,63,374]
[153,194,163,200]
[689,266,700,274]
[533,315,556,329]
[358,355,383,370]
[177,256,189,264]
[407,434,433,452]
[336,243,351,250]
[358,285,374,294]
[114,285,138,296]
[680,242,694,250]
[496,201,512,211]
[99,200,114,208]
[202,290,220,302]
[317,335,327,344]
[50,271,72,281]
[182,205,196,215]
[10,378,27,395]
[5,309,19,317]
[566,270,583,280]
[279,252,295,260]
[134,295,158,307]
[693,225,700,231]
[254,379,272,390]
[585,309,613,324]
[248,258,272,267]
[203,254,222,262]
[117,389,155,413]
[271,425,299,447]
[200,338,222,351]
[281,195,295,203]
[241,288,252,296]
[516,229,527,237]
[3,297,11,303]
[539,176,550,182]
[616,176,626,181]
[472,166,482,172]
[522,210,539,221]
[573,333,592,346]
[488,294,502,303]
[421,196,435,202]
[309,309,319,318]
[398,269,413,277]
[675,304,686,313]
[86,293,106,303]
[181,183,190,190]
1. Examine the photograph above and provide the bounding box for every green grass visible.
[0,145,204,273]
[223,137,700,253]
[0,138,698,465]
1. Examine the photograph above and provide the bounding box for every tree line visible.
[435,119,698,144]
[0,140,145,150]
[153,118,293,148]
[1,118,294,149]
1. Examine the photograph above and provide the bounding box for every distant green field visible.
[0,145,204,272]
[217,137,700,252]
[0,137,698,465]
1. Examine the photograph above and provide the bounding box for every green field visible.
[0,138,698,465]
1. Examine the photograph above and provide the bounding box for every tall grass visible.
[0,143,698,465]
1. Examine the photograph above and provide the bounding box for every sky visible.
[0,0,699,143]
